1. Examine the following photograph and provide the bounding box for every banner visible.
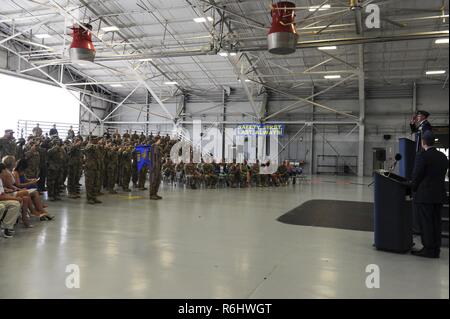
[236,124,285,136]
[135,145,151,173]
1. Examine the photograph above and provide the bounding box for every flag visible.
[135,145,151,173]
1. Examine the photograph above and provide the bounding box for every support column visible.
[222,89,226,161]
[357,44,366,177]
[258,92,269,160]
[412,81,417,114]
[309,86,315,175]
[146,90,150,135]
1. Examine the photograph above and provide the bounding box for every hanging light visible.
[69,23,96,62]
[268,1,298,55]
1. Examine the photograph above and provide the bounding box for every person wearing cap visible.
[0,130,17,161]
[32,123,43,137]
[67,126,75,140]
[410,110,432,152]
[410,131,448,258]
[49,124,58,137]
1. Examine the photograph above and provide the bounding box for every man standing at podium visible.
[410,110,432,153]
[410,131,448,258]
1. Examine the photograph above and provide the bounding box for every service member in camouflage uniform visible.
[121,145,132,192]
[240,161,250,188]
[106,144,119,194]
[184,161,201,189]
[95,140,106,195]
[67,138,82,198]
[24,143,40,179]
[0,129,17,160]
[149,137,163,199]
[84,137,102,204]
[162,159,176,184]
[37,139,49,192]
[47,139,64,201]
[131,145,139,188]
[251,160,262,187]
[203,160,218,189]
[228,161,240,188]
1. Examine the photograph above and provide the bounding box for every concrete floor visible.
[0,175,448,299]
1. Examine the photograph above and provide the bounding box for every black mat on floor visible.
[277,199,374,232]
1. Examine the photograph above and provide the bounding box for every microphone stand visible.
[368,160,397,187]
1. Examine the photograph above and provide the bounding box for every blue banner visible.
[135,145,151,173]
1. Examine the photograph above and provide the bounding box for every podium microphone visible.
[368,153,402,187]
[389,153,402,173]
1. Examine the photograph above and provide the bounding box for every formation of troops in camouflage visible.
[1,126,299,205]
[0,128,171,204]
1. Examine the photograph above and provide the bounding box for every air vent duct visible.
[69,23,96,62]
[268,2,298,55]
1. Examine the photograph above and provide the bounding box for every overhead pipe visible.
[31,30,448,64]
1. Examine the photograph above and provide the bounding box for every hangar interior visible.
[0,0,448,299]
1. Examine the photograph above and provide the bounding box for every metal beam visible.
[0,15,58,45]
[263,73,359,121]
[357,44,365,177]
[103,84,142,121]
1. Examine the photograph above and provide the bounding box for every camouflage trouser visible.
[107,166,117,191]
[62,165,68,186]
[122,166,132,190]
[185,174,200,189]
[38,166,47,192]
[103,167,109,189]
[68,163,81,194]
[149,169,161,196]
[138,167,147,189]
[95,166,104,194]
[132,163,139,186]
[85,169,97,201]
[164,170,176,183]
[47,168,61,198]
[252,173,262,186]
[25,167,39,179]
[240,172,249,187]
[204,174,217,187]
[260,174,270,186]
[229,172,240,187]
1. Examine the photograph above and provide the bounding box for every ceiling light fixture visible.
[435,38,449,44]
[194,17,213,23]
[101,26,119,32]
[324,75,341,79]
[110,84,123,87]
[308,4,331,11]
[218,52,229,57]
[426,70,446,75]
[318,46,337,50]
[35,33,52,39]
[164,81,178,85]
